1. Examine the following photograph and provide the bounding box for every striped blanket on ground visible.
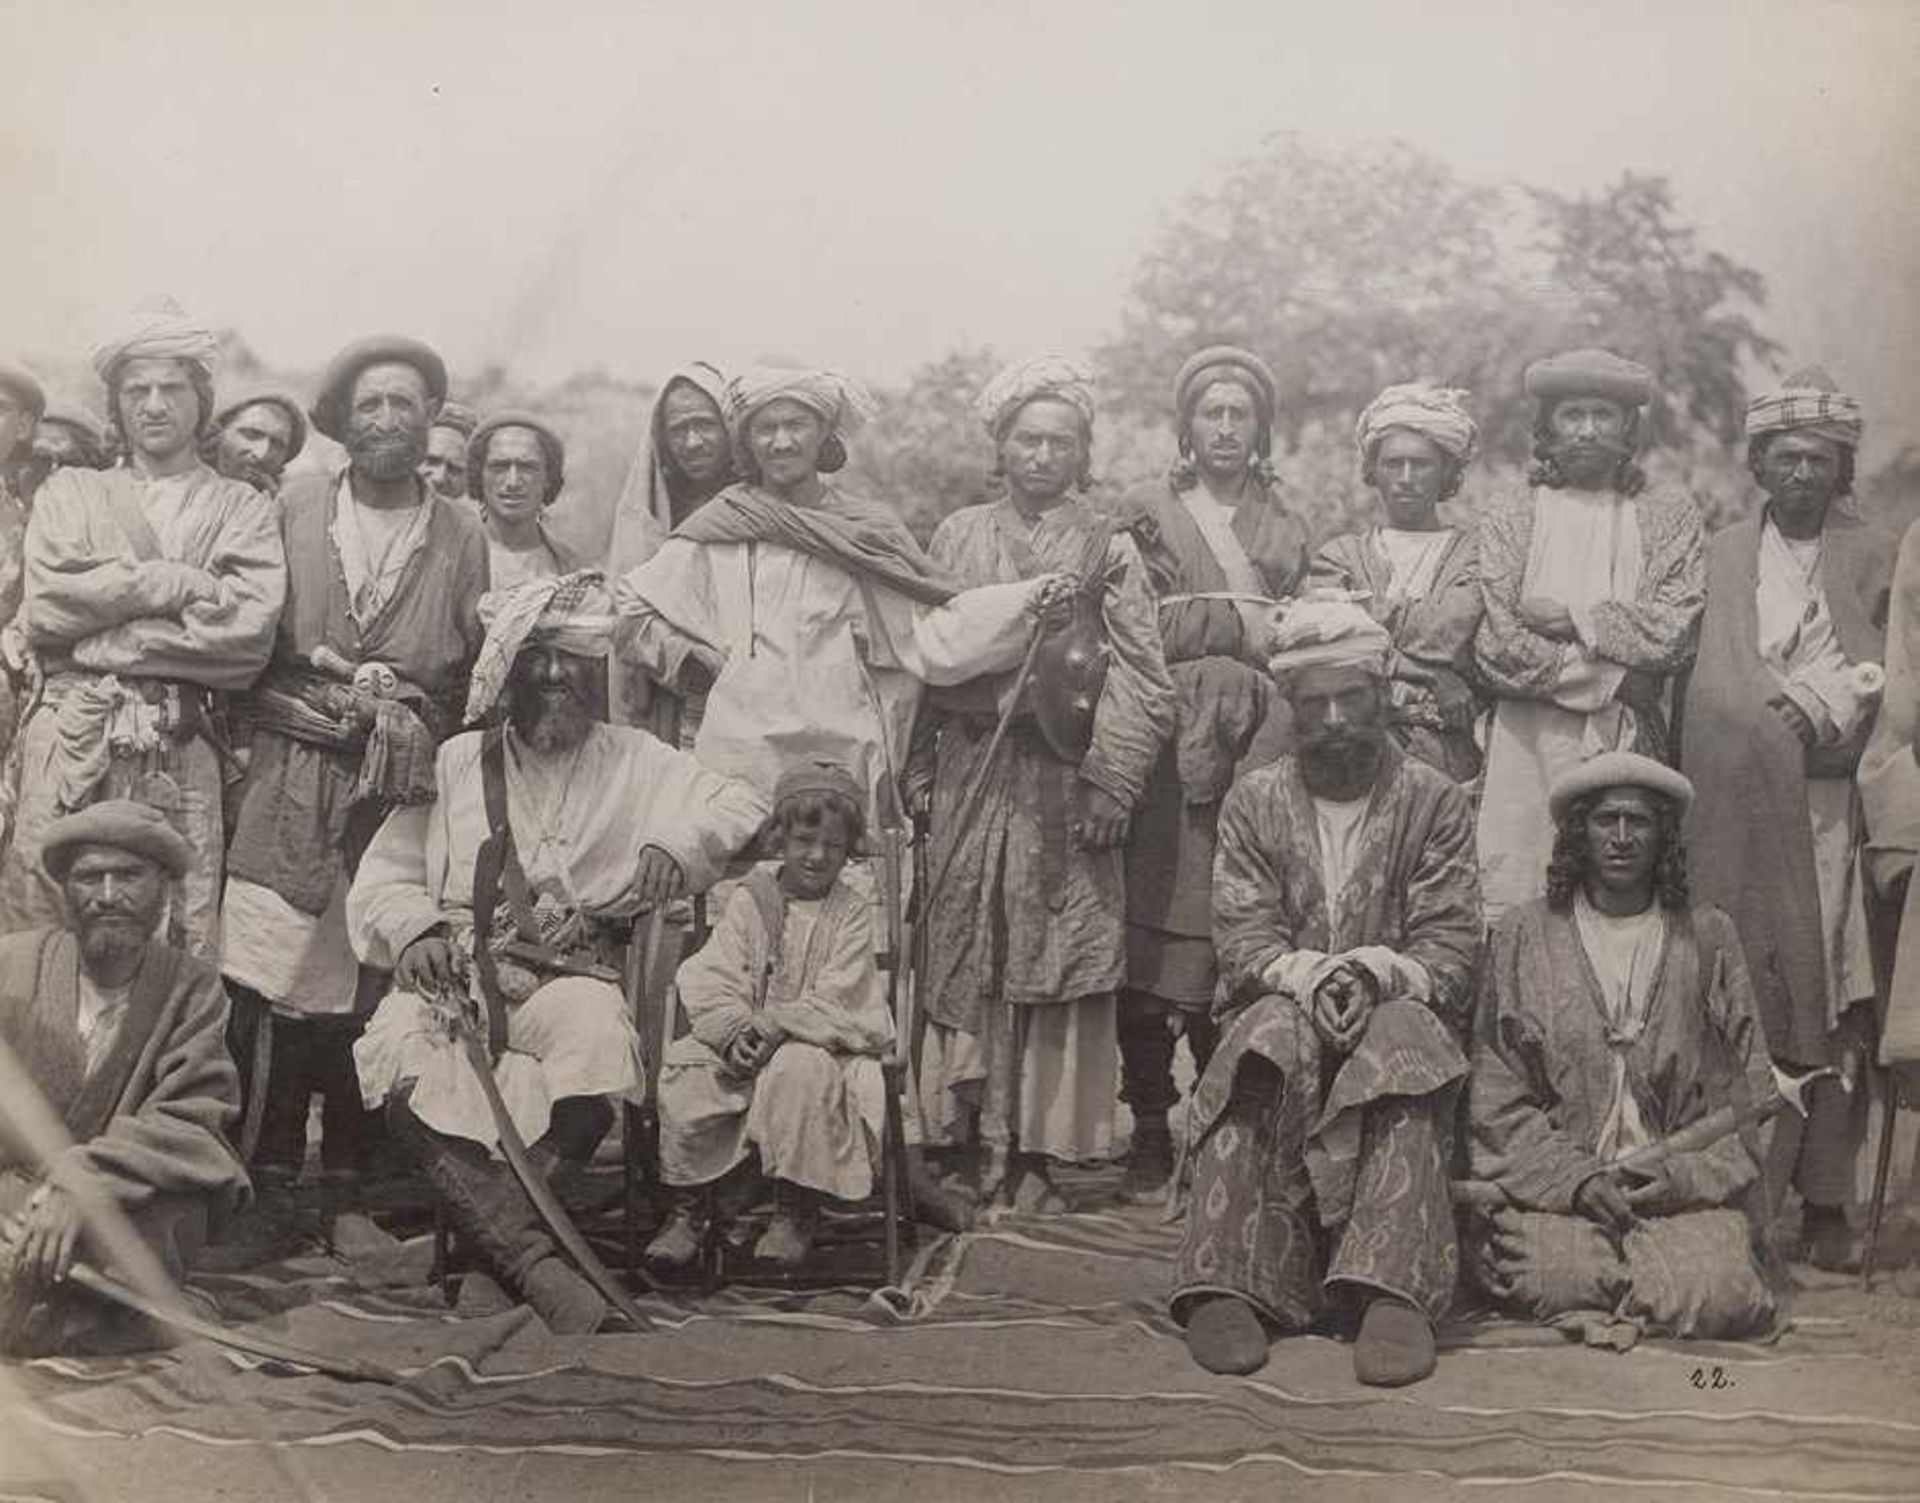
[6,1206,1920,1501]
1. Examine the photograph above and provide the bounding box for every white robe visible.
[348,722,770,1152]
[616,534,1041,823]
[1478,489,1641,918]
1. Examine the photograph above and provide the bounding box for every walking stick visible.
[1862,1062,1902,1289]
[920,621,1047,920]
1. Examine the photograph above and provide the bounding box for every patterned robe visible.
[0,465,285,955]
[1467,900,1778,1339]
[1473,481,1705,918]
[1121,478,1308,1007]
[1308,525,1483,782]
[918,498,1174,1156]
[1170,746,1479,1328]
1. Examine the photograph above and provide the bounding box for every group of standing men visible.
[0,298,1911,1387]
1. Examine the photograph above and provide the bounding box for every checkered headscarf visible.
[465,571,616,722]
[1745,365,1863,450]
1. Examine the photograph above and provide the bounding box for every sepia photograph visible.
[1,0,1918,1497]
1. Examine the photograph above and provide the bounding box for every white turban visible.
[1354,382,1478,466]
[90,295,219,383]
[974,354,1097,440]
[727,366,877,440]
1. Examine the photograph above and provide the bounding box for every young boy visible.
[647,758,895,1269]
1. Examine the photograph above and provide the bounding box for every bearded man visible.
[0,299,285,956]
[1685,368,1889,1270]
[1171,597,1480,1388]
[615,365,1065,829]
[470,411,582,593]
[221,335,488,1193]
[914,356,1174,1210]
[1115,346,1309,1200]
[201,388,307,497]
[348,573,767,1332]
[420,400,480,503]
[0,800,245,1355]
[1309,382,1485,783]
[1468,754,1779,1341]
[1473,349,1706,922]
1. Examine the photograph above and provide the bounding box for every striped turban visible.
[90,296,219,384]
[466,571,617,722]
[1745,365,1863,451]
[974,355,1097,441]
[1266,592,1391,682]
[1355,382,1478,466]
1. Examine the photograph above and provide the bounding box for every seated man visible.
[0,800,246,1354]
[347,573,767,1332]
[649,759,893,1271]
[1466,752,1779,1342]
[1172,596,1480,1387]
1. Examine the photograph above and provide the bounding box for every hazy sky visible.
[6,0,1918,456]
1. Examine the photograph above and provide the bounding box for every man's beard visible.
[1551,437,1632,486]
[1299,734,1382,794]
[78,912,153,968]
[349,428,428,483]
[511,689,594,754]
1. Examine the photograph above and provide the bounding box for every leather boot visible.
[644,1191,711,1270]
[1121,1112,1175,1206]
[754,1181,819,1267]
[522,1255,607,1335]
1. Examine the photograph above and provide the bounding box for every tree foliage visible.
[1098,134,1779,472]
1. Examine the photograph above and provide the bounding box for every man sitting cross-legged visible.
[347,573,767,1332]
[0,800,246,1355]
[1465,751,1780,1342]
[648,758,894,1272]
[1171,595,1481,1388]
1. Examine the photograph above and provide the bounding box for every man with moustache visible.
[470,412,582,593]
[201,389,307,499]
[349,573,766,1331]
[420,399,480,504]
[1114,346,1309,1203]
[1474,350,1706,922]
[605,363,732,729]
[1309,382,1485,783]
[615,365,1063,831]
[0,800,246,1355]
[1171,596,1480,1388]
[0,300,285,956]
[1686,369,1889,1271]
[221,335,488,1197]
[915,356,1174,1211]
[1467,754,1779,1340]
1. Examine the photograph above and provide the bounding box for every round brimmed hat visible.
[1547,750,1694,823]
[0,360,46,422]
[310,334,449,443]
[1523,348,1653,410]
[211,386,309,464]
[41,799,192,882]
